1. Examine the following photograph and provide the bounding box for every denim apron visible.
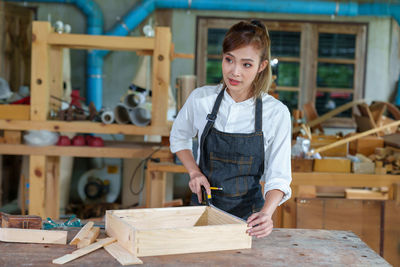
[192,88,265,220]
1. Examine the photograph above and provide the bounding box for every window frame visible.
[195,17,367,128]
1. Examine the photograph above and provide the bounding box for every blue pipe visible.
[4,0,104,109]
[5,0,400,107]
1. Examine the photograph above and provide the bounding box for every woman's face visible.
[222,44,267,100]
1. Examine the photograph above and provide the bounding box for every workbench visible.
[0,228,390,266]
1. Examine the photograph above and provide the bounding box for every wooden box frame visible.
[105,206,251,257]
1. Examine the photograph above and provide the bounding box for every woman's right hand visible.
[188,171,210,203]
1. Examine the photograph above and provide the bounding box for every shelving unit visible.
[0,21,172,218]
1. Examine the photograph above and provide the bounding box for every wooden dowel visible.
[308,120,400,155]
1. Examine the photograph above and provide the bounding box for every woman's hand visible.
[188,171,210,203]
[246,212,273,238]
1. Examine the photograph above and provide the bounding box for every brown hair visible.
[222,20,272,98]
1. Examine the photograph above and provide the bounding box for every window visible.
[196,18,367,127]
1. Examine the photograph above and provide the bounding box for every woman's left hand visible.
[246,212,273,238]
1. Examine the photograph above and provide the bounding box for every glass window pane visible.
[206,59,222,84]
[316,92,353,117]
[317,63,354,88]
[276,91,298,113]
[318,33,356,59]
[207,28,227,55]
[270,31,301,57]
[272,62,299,87]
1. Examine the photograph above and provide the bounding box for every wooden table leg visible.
[145,168,166,208]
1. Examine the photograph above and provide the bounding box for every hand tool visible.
[0,212,42,229]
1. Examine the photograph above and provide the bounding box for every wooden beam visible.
[292,172,400,188]
[0,143,172,159]
[28,155,46,218]
[0,228,67,244]
[104,242,143,265]
[46,156,60,219]
[47,33,155,51]
[0,105,30,120]
[151,27,171,127]
[0,119,171,136]
[52,237,116,265]
[145,169,166,208]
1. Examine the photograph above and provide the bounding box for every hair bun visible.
[250,20,266,31]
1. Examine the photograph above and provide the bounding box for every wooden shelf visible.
[0,119,172,136]
[0,141,172,159]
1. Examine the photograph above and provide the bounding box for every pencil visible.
[210,187,223,190]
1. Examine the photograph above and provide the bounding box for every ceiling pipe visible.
[5,0,400,107]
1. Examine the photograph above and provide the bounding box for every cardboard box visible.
[106,206,251,257]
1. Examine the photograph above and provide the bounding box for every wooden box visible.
[291,158,314,172]
[105,206,251,257]
[313,158,351,173]
[349,136,384,156]
[310,135,348,157]
[1,212,42,229]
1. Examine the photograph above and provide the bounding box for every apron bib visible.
[192,89,265,220]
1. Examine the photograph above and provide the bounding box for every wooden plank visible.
[3,130,21,144]
[105,211,136,255]
[104,242,143,265]
[111,207,206,230]
[296,198,324,229]
[0,105,30,120]
[49,46,63,110]
[52,237,116,265]
[151,27,171,127]
[46,156,60,219]
[297,198,381,254]
[383,201,400,267]
[69,221,94,245]
[77,227,100,249]
[0,142,172,159]
[0,119,171,136]
[47,33,155,51]
[31,21,50,121]
[147,162,187,173]
[0,228,67,244]
[345,189,388,200]
[313,158,351,173]
[145,169,166,208]
[136,224,251,257]
[292,172,400,188]
[28,155,46,217]
[308,120,400,155]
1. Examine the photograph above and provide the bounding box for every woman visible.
[170,20,292,238]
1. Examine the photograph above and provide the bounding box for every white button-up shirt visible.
[170,84,292,205]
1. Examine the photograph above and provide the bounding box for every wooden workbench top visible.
[0,228,389,266]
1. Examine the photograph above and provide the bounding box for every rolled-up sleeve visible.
[170,92,197,153]
[262,107,292,205]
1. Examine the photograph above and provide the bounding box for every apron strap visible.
[255,97,263,132]
[199,88,225,166]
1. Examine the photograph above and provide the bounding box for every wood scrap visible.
[104,242,143,265]
[53,237,116,265]
[293,99,364,134]
[69,221,94,245]
[345,188,388,200]
[308,120,400,156]
[77,226,100,249]
[0,228,67,244]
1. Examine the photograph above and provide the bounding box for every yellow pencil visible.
[210,187,223,190]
